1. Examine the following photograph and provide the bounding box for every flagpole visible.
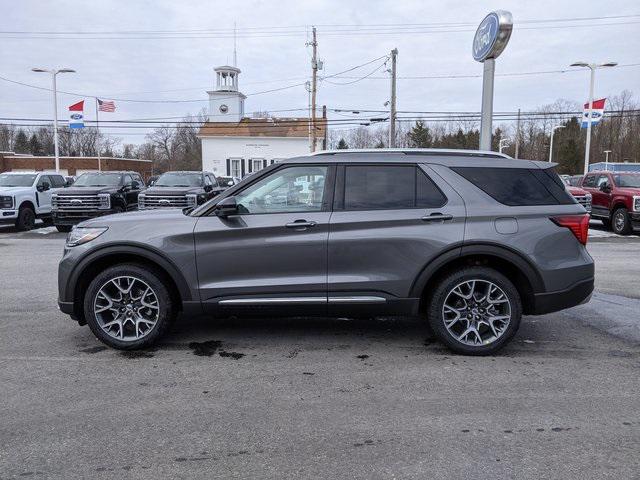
[95,97,101,172]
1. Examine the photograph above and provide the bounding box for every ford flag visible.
[68,100,85,129]
[581,98,606,129]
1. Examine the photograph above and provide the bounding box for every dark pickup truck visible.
[51,171,145,232]
[138,171,225,210]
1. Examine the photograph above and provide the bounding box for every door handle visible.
[285,220,317,229]
[421,213,453,222]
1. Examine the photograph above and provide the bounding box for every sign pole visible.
[95,98,101,172]
[583,67,595,175]
[472,11,512,152]
[479,58,495,150]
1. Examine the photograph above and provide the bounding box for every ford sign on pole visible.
[473,11,513,151]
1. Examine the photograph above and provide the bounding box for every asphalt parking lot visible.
[1,222,639,479]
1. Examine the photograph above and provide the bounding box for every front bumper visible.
[631,211,640,230]
[52,209,118,226]
[531,277,594,315]
[0,210,17,223]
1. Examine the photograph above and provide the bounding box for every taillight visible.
[550,214,590,245]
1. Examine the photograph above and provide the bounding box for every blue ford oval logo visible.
[70,114,83,120]
[473,13,499,62]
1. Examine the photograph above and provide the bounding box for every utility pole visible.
[389,48,398,148]
[309,27,318,152]
[514,108,521,158]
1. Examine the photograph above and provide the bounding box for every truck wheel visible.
[56,225,73,233]
[612,207,632,235]
[427,266,522,356]
[15,206,36,231]
[83,264,176,350]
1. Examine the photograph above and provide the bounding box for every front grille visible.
[139,195,194,209]
[52,194,101,211]
[574,195,592,213]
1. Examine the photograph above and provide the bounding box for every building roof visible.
[198,117,326,138]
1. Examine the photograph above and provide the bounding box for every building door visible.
[194,164,334,311]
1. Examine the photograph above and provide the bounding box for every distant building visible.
[0,152,153,178]
[198,65,326,177]
[588,161,640,172]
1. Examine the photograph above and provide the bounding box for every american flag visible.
[97,99,116,112]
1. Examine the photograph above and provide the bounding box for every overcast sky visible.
[1,0,639,143]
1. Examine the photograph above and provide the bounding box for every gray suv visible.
[57,150,594,355]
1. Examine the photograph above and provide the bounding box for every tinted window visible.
[49,175,66,188]
[582,175,597,188]
[74,173,122,187]
[452,167,574,206]
[37,175,50,187]
[343,165,446,210]
[596,175,609,187]
[614,174,640,188]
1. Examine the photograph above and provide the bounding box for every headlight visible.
[66,227,108,247]
[0,195,13,209]
[186,194,197,206]
[634,196,640,212]
[97,194,111,210]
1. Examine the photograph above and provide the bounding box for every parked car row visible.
[0,170,236,231]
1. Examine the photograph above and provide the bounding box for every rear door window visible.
[452,167,574,206]
[341,165,446,210]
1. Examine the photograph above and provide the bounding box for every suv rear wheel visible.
[84,264,176,349]
[15,206,35,231]
[427,267,522,355]
[612,207,632,235]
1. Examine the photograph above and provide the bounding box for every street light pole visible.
[570,61,616,175]
[31,68,76,173]
[604,149,612,170]
[548,125,565,162]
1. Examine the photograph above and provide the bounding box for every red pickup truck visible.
[580,171,640,235]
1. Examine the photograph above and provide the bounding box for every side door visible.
[35,175,53,214]
[122,174,139,208]
[594,174,612,217]
[194,163,335,313]
[207,174,225,197]
[327,163,465,313]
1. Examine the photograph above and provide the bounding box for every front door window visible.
[235,166,328,214]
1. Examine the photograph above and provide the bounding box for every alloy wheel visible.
[93,276,160,341]
[442,279,512,346]
[614,211,626,232]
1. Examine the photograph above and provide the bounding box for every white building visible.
[198,65,325,177]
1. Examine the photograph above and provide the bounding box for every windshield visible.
[73,173,122,187]
[0,173,37,187]
[155,172,203,187]
[614,174,640,188]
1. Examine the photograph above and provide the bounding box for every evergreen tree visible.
[408,121,432,147]
[14,129,29,153]
[337,138,348,149]
[29,134,42,155]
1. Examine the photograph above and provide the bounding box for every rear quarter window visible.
[452,167,575,206]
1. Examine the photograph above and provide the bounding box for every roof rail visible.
[310,148,511,159]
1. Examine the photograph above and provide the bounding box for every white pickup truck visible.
[0,171,67,230]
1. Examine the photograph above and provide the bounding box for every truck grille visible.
[139,195,194,209]
[52,194,101,211]
[574,195,592,213]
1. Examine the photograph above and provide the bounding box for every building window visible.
[251,158,264,173]
[230,158,242,178]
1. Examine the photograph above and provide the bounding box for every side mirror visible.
[37,182,50,192]
[204,184,213,192]
[599,182,611,193]
[131,180,141,189]
[214,196,238,218]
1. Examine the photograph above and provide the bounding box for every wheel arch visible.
[18,199,36,211]
[66,244,193,322]
[411,243,544,315]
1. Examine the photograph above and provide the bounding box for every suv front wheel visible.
[427,267,522,355]
[84,264,176,349]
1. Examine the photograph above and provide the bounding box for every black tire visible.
[83,264,176,350]
[56,225,73,233]
[426,267,522,356]
[15,206,36,231]
[612,207,632,235]
[601,218,612,230]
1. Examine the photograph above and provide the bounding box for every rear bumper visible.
[531,277,594,315]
